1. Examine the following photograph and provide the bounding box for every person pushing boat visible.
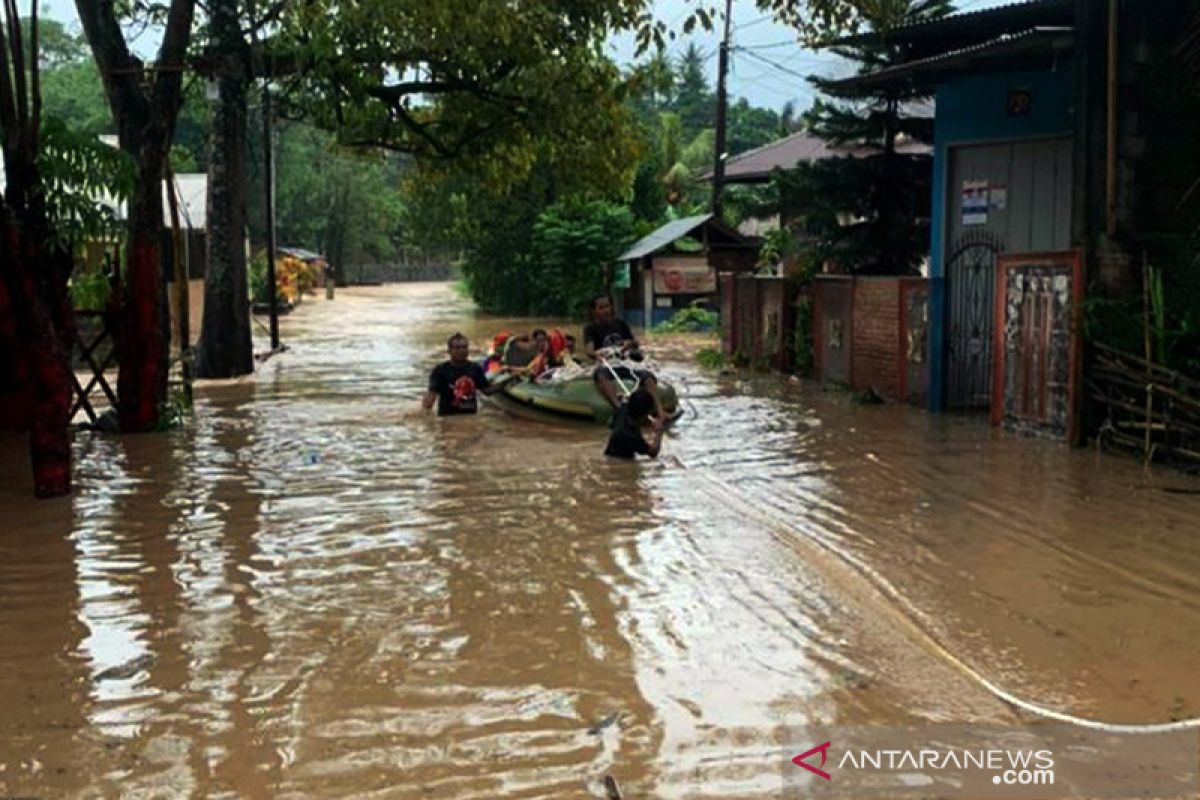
[605,386,664,460]
[422,333,505,416]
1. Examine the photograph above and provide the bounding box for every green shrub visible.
[70,266,110,311]
[247,251,269,304]
[461,198,634,316]
[653,303,719,333]
[695,346,726,369]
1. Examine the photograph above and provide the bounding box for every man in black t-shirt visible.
[422,333,497,416]
[583,295,664,422]
[605,387,663,459]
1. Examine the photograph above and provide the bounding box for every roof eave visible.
[825,28,1074,94]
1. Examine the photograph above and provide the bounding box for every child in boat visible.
[503,330,543,369]
[604,386,664,459]
[512,329,567,379]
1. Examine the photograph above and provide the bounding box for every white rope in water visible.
[673,457,1200,735]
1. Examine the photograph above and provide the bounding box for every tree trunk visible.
[76,0,196,431]
[1,223,74,497]
[118,154,171,433]
[28,251,75,497]
[196,0,253,378]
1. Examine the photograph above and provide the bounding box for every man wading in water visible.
[422,333,504,416]
[605,386,664,460]
[583,295,665,425]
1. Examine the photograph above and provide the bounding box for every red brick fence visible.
[812,275,930,404]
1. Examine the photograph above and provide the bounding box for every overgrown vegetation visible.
[410,42,807,318]
[653,304,720,333]
[69,267,112,311]
[695,347,727,370]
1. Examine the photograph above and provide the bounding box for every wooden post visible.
[710,0,734,218]
[1141,253,1152,466]
[1105,0,1119,237]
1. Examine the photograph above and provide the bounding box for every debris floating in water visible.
[95,654,156,682]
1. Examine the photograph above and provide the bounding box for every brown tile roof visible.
[703,131,931,184]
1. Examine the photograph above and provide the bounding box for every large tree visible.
[194,0,251,378]
[76,0,197,432]
[277,0,646,177]
[775,0,951,274]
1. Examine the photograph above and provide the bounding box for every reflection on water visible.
[2,283,1199,798]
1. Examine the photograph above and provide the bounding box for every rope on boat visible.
[672,455,1200,735]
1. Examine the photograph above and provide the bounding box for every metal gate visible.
[946,231,1002,409]
[943,137,1072,411]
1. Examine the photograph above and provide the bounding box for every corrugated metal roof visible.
[280,246,326,261]
[832,0,1071,56]
[618,214,713,262]
[4,164,207,229]
[826,26,1073,92]
[888,0,1068,36]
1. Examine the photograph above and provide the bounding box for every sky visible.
[41,0,1011,112]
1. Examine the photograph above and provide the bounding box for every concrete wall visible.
[721,274,793,371]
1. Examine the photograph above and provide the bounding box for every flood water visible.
[2,283,1199,798]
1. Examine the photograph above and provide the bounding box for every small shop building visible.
[612,214,757,329]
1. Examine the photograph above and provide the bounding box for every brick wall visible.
[851,279,901,397]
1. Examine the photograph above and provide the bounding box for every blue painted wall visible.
[927,62,1075,411]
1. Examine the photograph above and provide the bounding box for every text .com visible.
[994,768,1056,786]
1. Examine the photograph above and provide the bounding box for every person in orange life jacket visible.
[523,328,568,379]
[481,331,511,376]
[515,329,569,379]
[422,333,504,416]
[605,386,664,459]
[583,295,664,423]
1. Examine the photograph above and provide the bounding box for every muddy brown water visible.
[2,283,1199,798]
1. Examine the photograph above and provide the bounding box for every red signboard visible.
[653,257,716,295]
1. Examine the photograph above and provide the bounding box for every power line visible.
[734,13,774,31]
[737,48,813,81]
[733,46,834,68]
[731,67,807,98]
[736,39,802,50]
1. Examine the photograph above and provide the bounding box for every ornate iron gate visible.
[946,231,1002,409]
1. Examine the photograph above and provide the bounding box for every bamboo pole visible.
[1142,253,1153,466]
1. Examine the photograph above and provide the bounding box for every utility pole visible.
[711,0,734,219]
[261,80,280,351]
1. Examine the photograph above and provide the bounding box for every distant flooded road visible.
[3,283,1199,798]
